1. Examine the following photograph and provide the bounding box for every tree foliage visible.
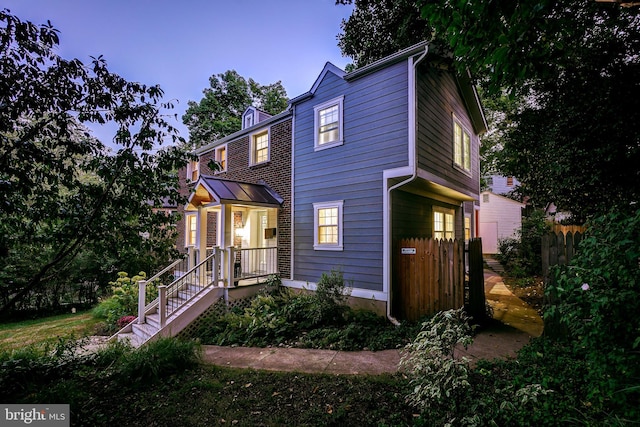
[0,10,189,315]
[182,70,288,148]
[337,0,432,69]
[418,0,640,220]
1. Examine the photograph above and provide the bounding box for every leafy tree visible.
[0,10,189,315]
[337,0,432,68]
[182,70,288,148]
[418,0,640,220]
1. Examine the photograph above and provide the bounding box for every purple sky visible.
[3,0,355,145]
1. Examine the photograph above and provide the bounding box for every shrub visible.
[400,309,474,413]
[308,268,352,325]
[496,210,550,277]
[111,338,201,386]
[92,271,157,330]
[545,209,640,413]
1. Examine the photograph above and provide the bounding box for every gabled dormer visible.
[242,106,272,130]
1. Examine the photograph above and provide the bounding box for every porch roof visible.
[187,175,284,209]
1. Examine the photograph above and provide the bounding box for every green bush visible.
[92,271,157,330]
[109,338,201,386]
[496,210,550,277]
[401,309,474,416]
[546,209,640,413]
[194,270,418,350]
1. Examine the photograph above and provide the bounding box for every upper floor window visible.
[251,130,269,165]
[187,159,199,182]
[313,200,344,251]
[215,145,227,172]
[507,176,514,186]
[453,119,471,172]
[434,208,455,240]
[314,96,344,151]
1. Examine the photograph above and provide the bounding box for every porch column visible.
[219,203,233,286]
[198,206,207,259]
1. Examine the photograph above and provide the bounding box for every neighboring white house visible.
[478,191,525,254]
[485,175,519,195]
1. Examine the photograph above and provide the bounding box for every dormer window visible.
[242,106,273,130]
[244,114,254,129]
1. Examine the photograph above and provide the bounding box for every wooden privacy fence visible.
[541,231,584,281]
[394,238,468,322]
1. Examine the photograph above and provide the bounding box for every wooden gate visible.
[394,238,466,321]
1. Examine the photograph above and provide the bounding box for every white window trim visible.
[185,213,197,247]
[250,128,270,166]
[215,144,227,173]
[452,115,472,175]
[313,95,344,151]
[313,200,344,251]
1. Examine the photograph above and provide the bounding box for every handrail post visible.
[137,280,147,324]
[227,246,235,288]
[213,247,220,286]
[159,285,167,327]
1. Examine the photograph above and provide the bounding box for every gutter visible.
[385,44,430,326]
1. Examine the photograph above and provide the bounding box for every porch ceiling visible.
[187,175,284,210]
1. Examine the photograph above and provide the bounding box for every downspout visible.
[290,104,295,280]
[386,44,430,325]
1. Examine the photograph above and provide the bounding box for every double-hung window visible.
[314,96,344,150]
[185,214,197,247]
[187,159,199,182]
[453,119,471,172]
[215,145,227,172]
[251,130,269,165]
[434,208,455,240]
[313,201,344,251]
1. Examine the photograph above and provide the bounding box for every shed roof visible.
[187,176,284,209]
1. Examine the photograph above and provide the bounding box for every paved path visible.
[200,267,544,374]
[79,266,542,374]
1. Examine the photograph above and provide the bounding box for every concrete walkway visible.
[201,267,544,374]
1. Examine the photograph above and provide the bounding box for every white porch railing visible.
[231,247,278,283]
[136,246,278,328]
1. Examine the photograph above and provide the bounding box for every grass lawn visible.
[0,311,102,351]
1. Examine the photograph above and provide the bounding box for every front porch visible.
[112,176,285,347]
[184,176,284,283]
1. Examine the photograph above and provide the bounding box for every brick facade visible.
[176,116,292,278]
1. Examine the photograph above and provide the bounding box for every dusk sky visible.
[3,0,355,145]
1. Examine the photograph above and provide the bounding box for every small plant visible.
[309,268,352,325]
[400,309,474,413]
[116,315,137,329]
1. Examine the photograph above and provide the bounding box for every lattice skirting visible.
[177,287,263,340]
